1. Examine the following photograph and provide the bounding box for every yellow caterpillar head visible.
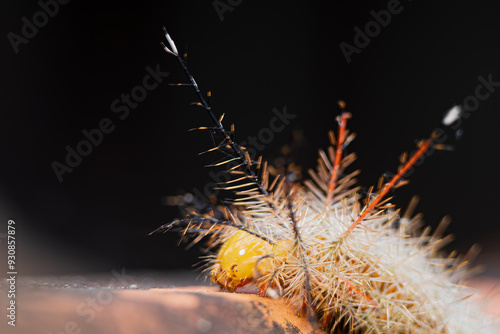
[210,230,287,291]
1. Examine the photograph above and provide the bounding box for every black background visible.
[0,0,499,275]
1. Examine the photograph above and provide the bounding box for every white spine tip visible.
[164,32,179,56]
[442,105,462,126]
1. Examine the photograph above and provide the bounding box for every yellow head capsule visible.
[211,230,286,291]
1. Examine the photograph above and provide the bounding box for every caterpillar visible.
[153,28,498,333]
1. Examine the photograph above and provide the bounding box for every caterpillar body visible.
[154,29,498,333]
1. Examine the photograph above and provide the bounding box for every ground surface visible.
[0,271,499,334]
[0,271,321,334]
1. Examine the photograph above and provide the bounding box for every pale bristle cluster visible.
[195,164,496,333]
[155,30,499,333]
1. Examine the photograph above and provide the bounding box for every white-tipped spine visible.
[162,27,179,56]
[442,105,462,126]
